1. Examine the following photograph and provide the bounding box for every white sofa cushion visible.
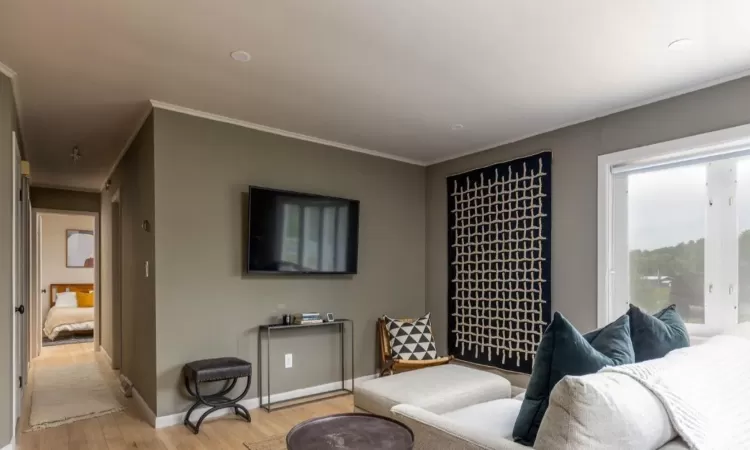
[659,439,690,449]
[392,403,529,450]
[355,364,511,417]
[535,372,676,450]
[441,399,522,441]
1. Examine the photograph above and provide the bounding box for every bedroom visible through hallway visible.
[37,212,95,348]
[22,210,123,431]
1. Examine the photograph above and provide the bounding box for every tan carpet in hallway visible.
[28,360,124,431]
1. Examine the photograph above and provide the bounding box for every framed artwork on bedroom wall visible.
[66,229,95,268]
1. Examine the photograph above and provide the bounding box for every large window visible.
[600,124,750,334]
[625,164,706,324]
[737,159,750,323]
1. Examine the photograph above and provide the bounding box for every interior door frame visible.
[110,190,122,369]
[29,210,41,360]
[31,208,100,356]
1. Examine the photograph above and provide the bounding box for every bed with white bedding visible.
[44,283,95,341]
[44,305,94,340]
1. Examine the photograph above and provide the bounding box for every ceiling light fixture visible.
[668,38,694,51]
[70,146,81,163]
[230,50,252,62]
[451,124,465,131]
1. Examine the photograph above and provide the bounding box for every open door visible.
[12,131,30,434]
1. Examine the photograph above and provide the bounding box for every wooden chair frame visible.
[377,317,453,377]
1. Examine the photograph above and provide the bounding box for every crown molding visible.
[0,59,27,159]
[0,60,17,78]
[427,67,750,166]
[100,106,153,191]
[149,100,426,166]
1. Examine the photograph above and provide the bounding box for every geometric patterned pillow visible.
[384,313,438,361]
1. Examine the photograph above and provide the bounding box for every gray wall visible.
[427,75,750,354]
[152,109,426,416]
[100,114,157,411]
[30,187,100,213]
[0,72,16,449]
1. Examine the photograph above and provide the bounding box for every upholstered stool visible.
[182,357,252,434]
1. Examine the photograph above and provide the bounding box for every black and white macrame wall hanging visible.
[447,151,552,374]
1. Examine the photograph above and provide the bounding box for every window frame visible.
[597,123,750,334]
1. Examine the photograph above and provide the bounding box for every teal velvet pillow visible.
[628,304,690,363]
[512,312,635,446]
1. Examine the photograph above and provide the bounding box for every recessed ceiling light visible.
[230,50,252,62]
[668,38,693,51]
[451,124,465,131]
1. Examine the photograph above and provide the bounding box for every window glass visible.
[738,159,750,323]
[628,164,707,324]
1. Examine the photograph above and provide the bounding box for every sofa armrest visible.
[391,404,528,450]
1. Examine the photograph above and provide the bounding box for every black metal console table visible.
[258,319,354,412]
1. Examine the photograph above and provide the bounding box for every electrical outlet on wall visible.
[285,353,293,369]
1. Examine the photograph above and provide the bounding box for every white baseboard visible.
[153,374,376,429]
[1,437,15,450]
[131,387,157,427]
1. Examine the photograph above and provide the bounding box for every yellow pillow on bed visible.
[76,292,94,308]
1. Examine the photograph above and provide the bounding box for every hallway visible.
[18,345,353,450]
[19,343,125,439]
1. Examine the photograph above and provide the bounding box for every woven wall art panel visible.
[447,152,552,374]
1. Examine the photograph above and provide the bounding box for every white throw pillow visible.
[535,372,676,450]
[55,292,78,308]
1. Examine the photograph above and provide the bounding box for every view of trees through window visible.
[627,160,750,325]
[629,237,706,323]
[627,165,707,324]
[630,231,750,324]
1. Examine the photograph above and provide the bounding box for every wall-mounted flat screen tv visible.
[247,186,360,274]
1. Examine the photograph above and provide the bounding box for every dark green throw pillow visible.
[628,304,690,363]
[512,313,634,446]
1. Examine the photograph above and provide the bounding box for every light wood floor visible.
[19,343,353,450]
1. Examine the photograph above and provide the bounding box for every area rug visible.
[244,436,285,450]
[447,151,552,374]
[28,361,124,431]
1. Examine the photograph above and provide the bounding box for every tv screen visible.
[247,186,360,274]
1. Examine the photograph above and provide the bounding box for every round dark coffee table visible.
[286,413,414,450]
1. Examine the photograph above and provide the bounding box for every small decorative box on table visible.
[182,357,252,434]
[258,319,354,412]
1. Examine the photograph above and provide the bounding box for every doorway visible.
[35,212,97,349]
[22,209,123,432]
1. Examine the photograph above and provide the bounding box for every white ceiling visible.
[2,0,750,191]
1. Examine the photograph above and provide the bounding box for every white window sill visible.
[685,323,726,338]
